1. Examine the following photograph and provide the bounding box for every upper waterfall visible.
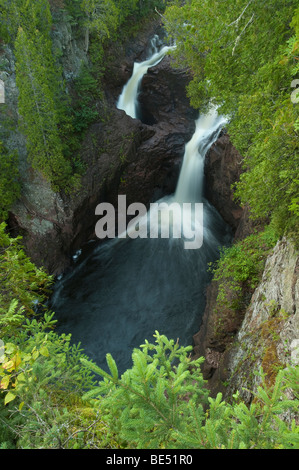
[117,37,176,119]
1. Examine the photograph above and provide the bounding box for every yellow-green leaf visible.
[4,343,16,355]
[13,353,22,368]
[16,372,26,384]
[4,391,16,405]
[22,353,32,362]
[32,350,39,361]
[39,346,49,357]
[0,376,10,389]
[2,360,14,371]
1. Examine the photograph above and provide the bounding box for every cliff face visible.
[225,238,299,400]
[204,133,243,232]
[3,13,244,277]
[193,236,299,401]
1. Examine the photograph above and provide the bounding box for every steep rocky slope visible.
[192,123,299,402]
[225,238,299,400]
[193,235,299,401]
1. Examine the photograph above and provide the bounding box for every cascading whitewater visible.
[153,106,228,247]
[51,37,232,374]
[175,107,227,204]
[117,36,176,119]
[117,38,227,241]
[118,105,228,249]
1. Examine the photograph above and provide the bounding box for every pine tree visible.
[81,332,209,448]
[0,0,52,43]
[81,332,299,449]
[81,0,119,52]
[0,142,20,221]
[14,27,73,190]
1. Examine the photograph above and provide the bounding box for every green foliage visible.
[0,0,169,194]
[14,27,78,192]
[0,0,84,193]
[62,0,86,27]
[210,226,278,311]
[71,64,101,133]
[0,313,104,449]
[0,0,52,44]
[82,0,119,39]
[0,142,20,221]
[81,331,209,449]
[165,0,299,238]
[134,0,167,18]
[0,223,113,449]
[0,222,52,320]
[204,366,299,449]
[82,332,299,449]
[113,0,139,23]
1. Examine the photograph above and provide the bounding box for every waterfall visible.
[116,37,227,242]
[175,106,227,204]
[117,36,176,119]
[121,105,228,248]
[50,37,232,375]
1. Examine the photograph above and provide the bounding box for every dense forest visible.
[0,0,298,450]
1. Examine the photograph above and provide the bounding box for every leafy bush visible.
[0,223,112,449]
[0,223,52,321]
[0,313,104,449]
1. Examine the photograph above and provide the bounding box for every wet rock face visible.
[204,133,243,232]
[102,22,167,104]
[138,56,198,125]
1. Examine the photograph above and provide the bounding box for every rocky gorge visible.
[3,18,197,274]
[1,13,298,402]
